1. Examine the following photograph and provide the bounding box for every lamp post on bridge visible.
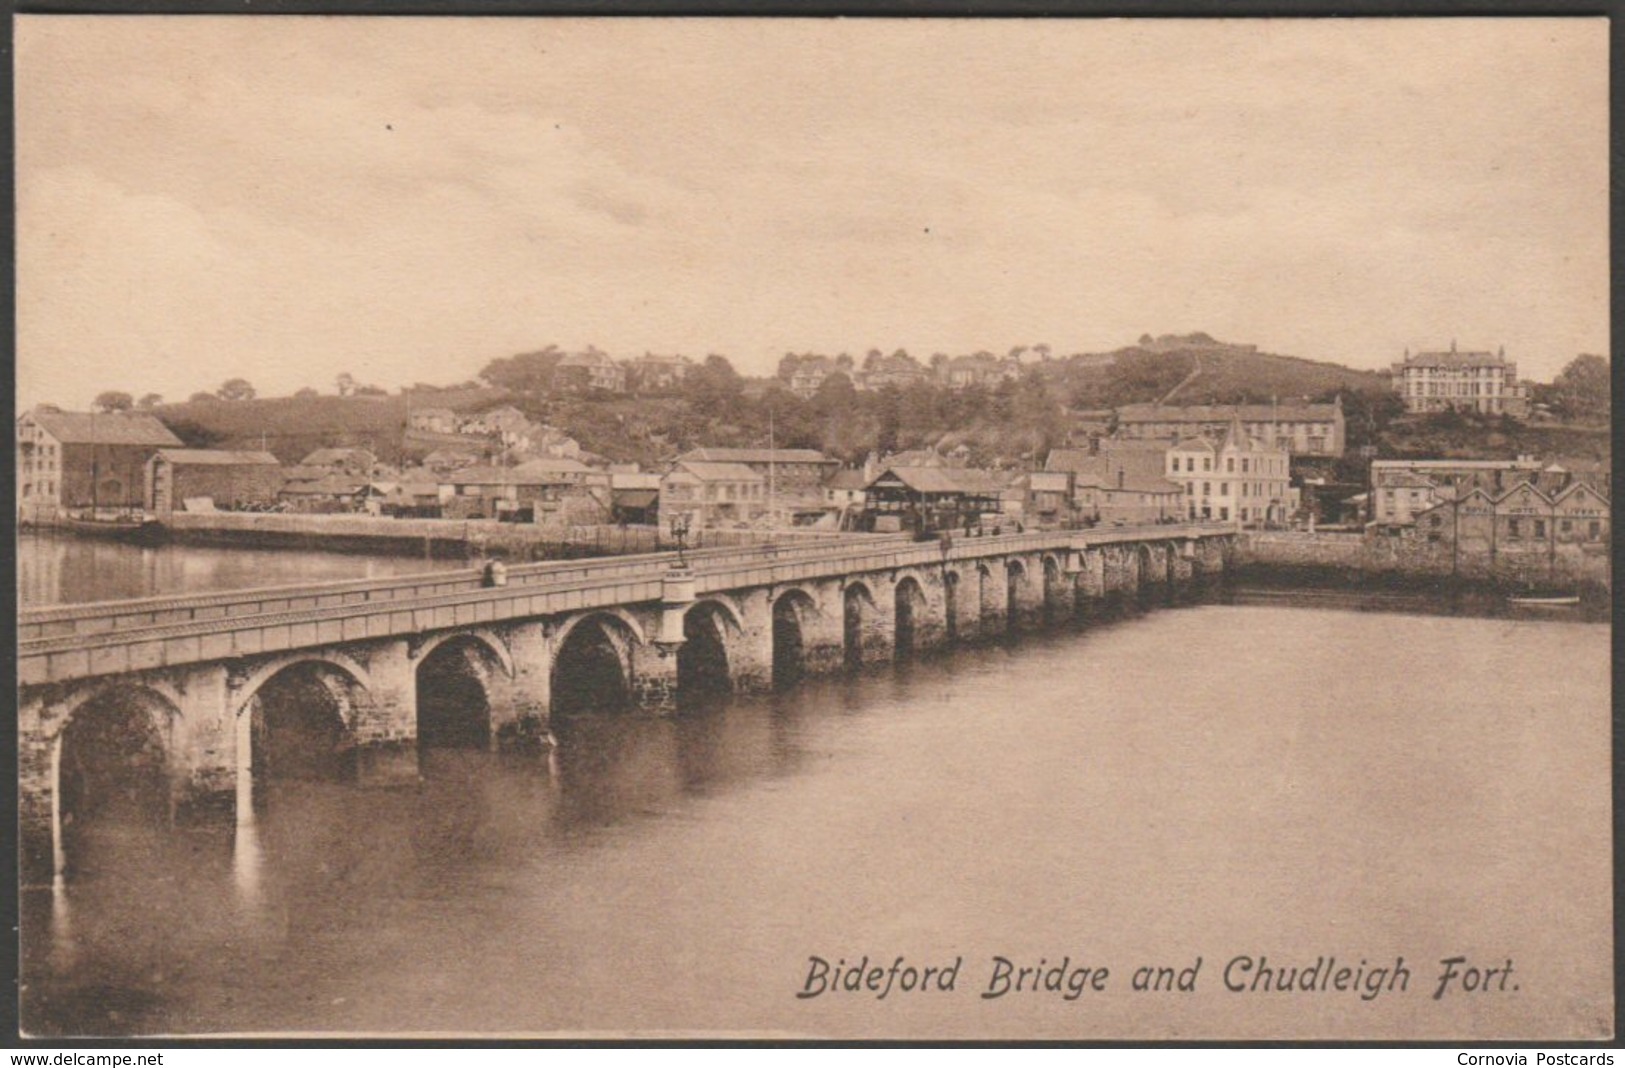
[655,513,696,659]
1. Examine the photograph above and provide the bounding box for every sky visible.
[15,16,1609,410]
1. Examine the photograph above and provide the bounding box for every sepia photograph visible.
[12,15,1613,1041]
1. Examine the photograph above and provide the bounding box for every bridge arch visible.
[53,685,179,875]
[552,606,648,653]
[771,588,819,689]
[246,659,372,785]
[551,611,639,718]
[413,628,514,681]
[894,575,927,658]
[1042,554,1064,623]
[230,651,376,720]
[843,580,878,667]
[1005,558,1028,630]
[416,634,506,750]
[678,600,737,708]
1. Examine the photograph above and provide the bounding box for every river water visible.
[16,565,1611,1040]
[18,532,470,607]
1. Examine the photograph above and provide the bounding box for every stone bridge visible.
[18,525,1233,877]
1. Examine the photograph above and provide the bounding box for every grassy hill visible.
[1041,334,1391,409]
[154,387,505,465]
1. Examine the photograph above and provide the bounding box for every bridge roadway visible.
[18,522,1233,877]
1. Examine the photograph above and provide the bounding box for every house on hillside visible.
[1113,400,1346,458]
[789,357,850,399]
[17,407,183,516]
[1390,342,1530,417]
[145,449,284,514]
[627,354,691,393]
[940,354,1020,390]
[856,352,930,391]
[553,350,627,394]
[407,407,460,435]
[460,405,535,449]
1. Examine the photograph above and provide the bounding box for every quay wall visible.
[1234,531,1612,595]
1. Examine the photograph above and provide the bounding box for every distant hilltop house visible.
[459,405,533,444]
[553,349,627,394]
[940,353,1020,390]
[855,352,931,392]
[145,449,284,514]
[17,406,183,515]
[627,353,691,393]
[299,447,378,477]
[406,407,460,435]
[1390,342,1530,418]
[789,357,851,399]
[1113,400,1347,459]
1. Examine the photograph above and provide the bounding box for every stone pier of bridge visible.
[17,526,1233,880]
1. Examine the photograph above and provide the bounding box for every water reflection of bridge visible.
[19,525,1233,879]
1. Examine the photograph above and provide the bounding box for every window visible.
[1533,520,1545,538]
[1242,459,1250,474]
[1589,521,1601,539]
[1186,457,1194,473]
[1507,519,1520,538]
[1431,515,1442,528]
[1220,483,1229,496]
[1202,458,1211,472]
[1219,507,1229,521]
[1226,458,1235,473]
[1202,482,1211,496]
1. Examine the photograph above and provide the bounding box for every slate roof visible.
[667,461,764,483]
[26,410,182,447]
[866,466,1008,495]
[152,449,280,466]
[1116,402,1341,424]
[680,447,835,465]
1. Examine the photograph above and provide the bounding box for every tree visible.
[354,384,388,397]
[94,391,134,413]
[1551,353,1609,423]
[478,346,562,394]
[188,391,218,404]
[217,378,256,401]
[294,386,320,398]
[137,393,164,409]
[335,372,356,397]
[683,354,745,419]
